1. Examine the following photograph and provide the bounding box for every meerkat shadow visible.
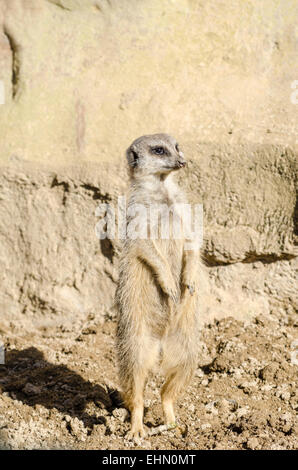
[0,347,123,428]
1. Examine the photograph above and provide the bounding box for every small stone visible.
[233,369,242,379]
[280,391,291,401]
[205,401,218,415]
[195,369,204,378]
[106,416,117,433]
[91,424,106,437]
[236,407,249,418]
[112,408,128,422]
[252,262,263,269]
[246,437,259,450]
[67,417,87,439]
[81,326,97,335]
[239,381,257,394]
[259,363,278,382]
[221,398,238,412]
[188,404,195,413]
[278,413,294,433]
[261,384,274,392]
[201,423,211,431]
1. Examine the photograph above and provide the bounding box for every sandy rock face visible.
[0,147,296,328]
[0,0,297,163]
[0,0,297,326]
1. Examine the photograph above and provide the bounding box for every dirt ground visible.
[0,308,297,450]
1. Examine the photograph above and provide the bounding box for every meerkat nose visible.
[178,160,187,168]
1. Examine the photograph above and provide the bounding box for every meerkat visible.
[115,133,203,440]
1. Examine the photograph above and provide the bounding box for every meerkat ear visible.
[126,146,139,168]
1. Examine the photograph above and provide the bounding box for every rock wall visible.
[0,0,297,330]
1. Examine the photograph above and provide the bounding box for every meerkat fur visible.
[115,133,203,440]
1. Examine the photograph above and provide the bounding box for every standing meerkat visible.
[115,133,203,440]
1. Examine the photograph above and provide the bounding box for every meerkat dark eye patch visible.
[130,149,139,167]
[131,149,138,160]
[175,144,179,152]
[152,147,165,155]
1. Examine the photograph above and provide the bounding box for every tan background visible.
[0,0,297,331]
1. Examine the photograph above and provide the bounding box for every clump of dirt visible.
[0,311,297,450]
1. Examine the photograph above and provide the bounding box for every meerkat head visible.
[126,133,186,178]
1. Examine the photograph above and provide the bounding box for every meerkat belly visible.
[118,257,169,338]
[158,239,184,286]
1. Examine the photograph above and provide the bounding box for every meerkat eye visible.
[152,147,165,155]
[175,144,179,152]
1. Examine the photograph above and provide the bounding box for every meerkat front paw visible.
[186,283,195,295]
[166,286,179,303]
[182,281,195,296]
[159,273,179,302]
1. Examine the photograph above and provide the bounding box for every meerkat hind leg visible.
[161,342,196,426]
[161,369,183,426]
[124,339,159,441]
[125,370,147,441]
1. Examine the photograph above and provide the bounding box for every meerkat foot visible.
[126,424,147,442]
